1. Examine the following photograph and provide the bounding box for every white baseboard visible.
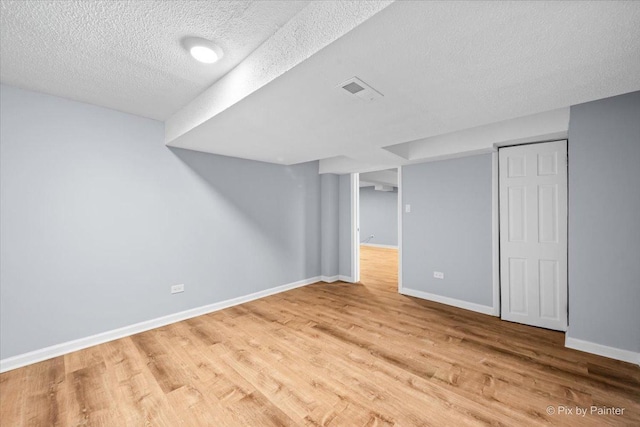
[400,287,496,316]
[321,275,354,283]
[360,243,398,249]
[565,336,640,366]
[0,276,322,373]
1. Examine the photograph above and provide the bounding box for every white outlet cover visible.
[433,272,444,279]
[171,284,185,294]
[405,204,411,213]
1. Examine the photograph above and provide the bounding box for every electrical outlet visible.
[171,284,185,294]
[405,204,411,213]
[433,271,444,279]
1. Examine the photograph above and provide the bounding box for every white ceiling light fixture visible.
[182,37,223,64]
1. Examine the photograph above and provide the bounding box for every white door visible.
[499,140,568,331]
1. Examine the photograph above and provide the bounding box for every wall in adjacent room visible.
[567,91,640,355]
[0,85,321,359]
[401,154,493,309]
[359,186,397,246]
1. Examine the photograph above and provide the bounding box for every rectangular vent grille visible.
[342,82,365,94]
[337,77,383,102]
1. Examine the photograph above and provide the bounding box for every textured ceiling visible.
[165,0,393,143]
[168,0,640,170]
[0,0,309,120]
[2,1,640,173]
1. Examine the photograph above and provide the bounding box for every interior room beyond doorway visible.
[358,169,399,292]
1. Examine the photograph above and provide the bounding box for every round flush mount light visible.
[182,37,223,64]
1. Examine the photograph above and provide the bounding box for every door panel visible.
[537,152,558,176]
[499,140,568,331]
[508,258,528,314]
[508,186,527,242]
[508,155,526,177]
[539,259,559,320]
[538,184,558,243]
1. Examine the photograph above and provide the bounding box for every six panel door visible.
[499,140,568,331]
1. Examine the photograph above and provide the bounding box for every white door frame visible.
[491,152,500,315]
[398,166,403,293]
[350,173,360,283]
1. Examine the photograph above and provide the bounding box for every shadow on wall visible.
[168,147,320,276]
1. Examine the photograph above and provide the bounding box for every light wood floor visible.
[1,245,639,426]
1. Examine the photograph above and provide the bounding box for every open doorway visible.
[357,169,399,292]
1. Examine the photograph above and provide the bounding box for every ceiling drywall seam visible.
[165,0,394,145]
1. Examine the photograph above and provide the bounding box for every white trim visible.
[322,275,353,283]
[350,173,360,283]
[565,336,640,366]
[397,166,403,293]
[360,243,398,249]
[400,287,495,316]
[0,276,321,373]
[491,151,500,316]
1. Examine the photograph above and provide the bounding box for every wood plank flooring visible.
[1,245,639,426]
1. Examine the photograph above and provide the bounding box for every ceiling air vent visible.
[342,82,365,94]
[338,77,383,102]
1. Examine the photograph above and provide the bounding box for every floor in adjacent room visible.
[1,245,638,426]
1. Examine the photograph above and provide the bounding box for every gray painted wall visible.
[320,174,339,278]
[338,174,352,279]
[402,154,493,307]
[359,186,397,246]
[0,85,321,359]
[567,91,640,353]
